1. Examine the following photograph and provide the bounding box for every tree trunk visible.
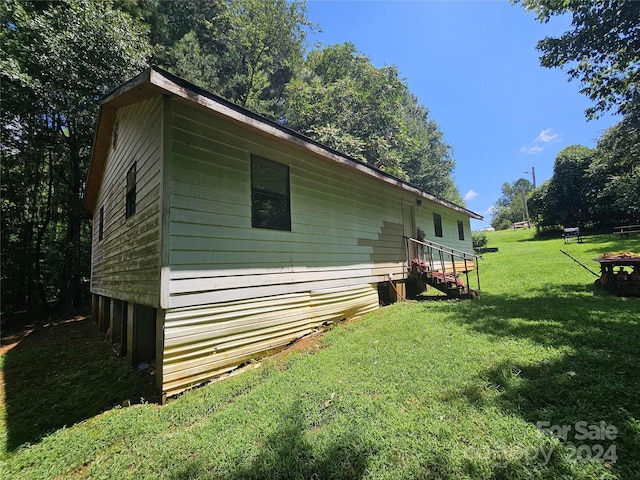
[68,128,83,309]
[58,120,84,310]
[34,148,54,316]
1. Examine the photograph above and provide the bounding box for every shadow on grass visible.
[1,314,156,452]
[167,400,376,480]
[231,401,374,480]
[451,286,640,478]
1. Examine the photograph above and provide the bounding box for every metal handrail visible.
[406,237,481,293]
[408,237,476,260]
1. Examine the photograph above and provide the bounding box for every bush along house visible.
[84,67,483,401]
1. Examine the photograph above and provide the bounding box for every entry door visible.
[402,201,417,261]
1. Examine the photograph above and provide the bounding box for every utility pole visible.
[525,166,537,189]
[521,188,531,228]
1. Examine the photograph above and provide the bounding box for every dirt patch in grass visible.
[267,319,356,371]
[283,331,326,356]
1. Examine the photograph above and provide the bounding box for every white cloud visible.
[484,205,497,215]
[463,189,478,201]
[535,128,560,143]
[519,128,561,155]
[519,145,544,154]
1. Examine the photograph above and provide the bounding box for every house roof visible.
[84,67,483,220]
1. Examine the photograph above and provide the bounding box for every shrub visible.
[472,231,488,250]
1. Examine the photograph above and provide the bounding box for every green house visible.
[84,68,482,400]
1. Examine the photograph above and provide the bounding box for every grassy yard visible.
[1,229,639,479]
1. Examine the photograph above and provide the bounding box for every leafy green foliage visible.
[526,134,639,230]
[472,231,488,250]
[512,0,640,231]
[1,0,152,311]
[490,178,533,230]
[142,0,313,118]
[538,145,593,228]
[285,44,409,176]
[401,92,462,203]
[590,122,640,225]
[284,43,462,203]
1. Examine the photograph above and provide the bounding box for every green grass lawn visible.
[2,229,640,479]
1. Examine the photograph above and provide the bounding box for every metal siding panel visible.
[162,284,379,397]
[167,276,381,309]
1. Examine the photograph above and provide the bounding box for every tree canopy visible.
[499,138,639,232]
[1,0,152,311]
[530,145,593,229]
[490,178,534,230]
[507,0,640,232]
[133,0,313,118]
[284,43,462,203]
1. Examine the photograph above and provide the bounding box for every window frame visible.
[251,155,291,231]
[125,162,136,219]
[457,220,465,241]
[99,206,104,241]
[433,212,443,238]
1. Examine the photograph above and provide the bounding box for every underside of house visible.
[85,68,483,400]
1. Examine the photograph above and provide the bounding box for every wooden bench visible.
[563,227,582,244]
[613,225,640,238]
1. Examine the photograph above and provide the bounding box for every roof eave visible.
[84,67,484,221]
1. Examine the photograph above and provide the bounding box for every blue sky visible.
[305,0,619,229]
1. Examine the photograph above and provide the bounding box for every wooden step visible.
[430,260,475,273]
[422,272,479,299]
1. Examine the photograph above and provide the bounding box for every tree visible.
[490,178,533,230]
[284,43,462,202]
[590,122,640,225]
[284,43,408,177]
[514,0,640,231]
[400,93,462,204]
[514,0,640,124]
[542,145,593,228]
[527,180,552,228]
[527,135,639,231]
[1,0,152,311]
[137,0,313,119]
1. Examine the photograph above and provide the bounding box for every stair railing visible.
[405,237,481,293]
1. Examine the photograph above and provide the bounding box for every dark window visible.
[251,155,291,231]
[112,122,119,150]
[457,220,465,241]
[433,213,443,238]
[126,162,136,219]
[99,206,104,241]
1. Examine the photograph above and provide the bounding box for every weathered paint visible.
[90,97,163,306]
[165,100,475,310]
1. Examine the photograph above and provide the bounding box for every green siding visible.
[165,99,474,309]
[90,97,163,306]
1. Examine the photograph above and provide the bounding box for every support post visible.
[126,302,135,366]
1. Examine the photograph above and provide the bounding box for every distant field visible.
[2,228,639,479]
